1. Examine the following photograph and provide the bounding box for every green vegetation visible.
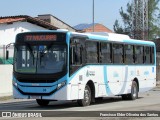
[0,57,13,64]
[113,0,160,40]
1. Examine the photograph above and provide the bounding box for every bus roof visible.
[17,30,155,46]
[70,31,155,46]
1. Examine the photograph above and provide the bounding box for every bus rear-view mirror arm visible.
[5,43,15,65]
[6,50,9,60]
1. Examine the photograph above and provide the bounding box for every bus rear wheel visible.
[122,81,138,100]
[129,81,138,100]
[77,85,91,106]
[36,99,50,106]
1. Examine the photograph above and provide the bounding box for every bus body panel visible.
[13,86,29,99]
[67,65,156,100]
[13,65,156,100]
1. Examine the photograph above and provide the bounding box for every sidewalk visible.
[156,81,160,86]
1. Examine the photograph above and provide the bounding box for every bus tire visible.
[128,81,138,100]
[77,85,91,106]
[36,99,50,106]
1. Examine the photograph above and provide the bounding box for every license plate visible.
[30,95,41,99]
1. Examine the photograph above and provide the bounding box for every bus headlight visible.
[13,80,18,88]
[57,81,66,90]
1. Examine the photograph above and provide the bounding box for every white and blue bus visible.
[10,30,156,106]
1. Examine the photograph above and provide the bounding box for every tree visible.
[113,20,124,34]
[113,3,132,35]
[113,0,160,40]
[148,0,160,39]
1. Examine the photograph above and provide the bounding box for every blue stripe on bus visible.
[66,32,71,75]
[123,39,155,46]
[103,66,112,95]
[88,35,108,41]
[118,66,128,94]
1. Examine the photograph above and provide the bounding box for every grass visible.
[0,96,13,101]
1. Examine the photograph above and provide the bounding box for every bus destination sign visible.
[25,35,57,41]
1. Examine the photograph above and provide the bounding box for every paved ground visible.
[0,87,160,120]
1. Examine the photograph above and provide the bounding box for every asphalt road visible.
[0,87,160,120]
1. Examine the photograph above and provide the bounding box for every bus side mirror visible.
[6,50,9,60]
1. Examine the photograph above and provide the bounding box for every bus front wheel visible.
[77,85,91,106]
[36,99,50,106]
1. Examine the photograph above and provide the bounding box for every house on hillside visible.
[74,23,113,33]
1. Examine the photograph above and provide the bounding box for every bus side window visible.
[144,46,150,64]
[124,45,134,64]
[134,46,143,64]
[70,44,82,65]
[113,44,123,64]
[86,41,98,64]
[151,47,155,64]
[100,42,111,63]
[70,38,84,76]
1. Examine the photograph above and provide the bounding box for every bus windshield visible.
[14,44,67,74]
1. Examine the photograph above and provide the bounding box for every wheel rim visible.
[84,88,90,103]
[132,85,137,98]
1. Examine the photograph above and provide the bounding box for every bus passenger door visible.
[69,37,86,100]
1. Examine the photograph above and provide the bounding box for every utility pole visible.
[93,0,95,32]
[132,0,148,40]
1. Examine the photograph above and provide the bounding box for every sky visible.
[0,0,131,31]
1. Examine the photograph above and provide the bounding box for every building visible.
[0,15,57,45]
[74,23,113,33]
[37,14,76,32]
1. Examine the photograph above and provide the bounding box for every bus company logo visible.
[86,70,95,77]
